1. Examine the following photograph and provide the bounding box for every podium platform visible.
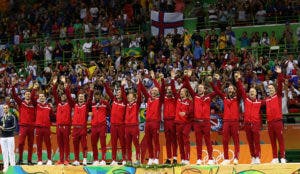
[6,163,300,174]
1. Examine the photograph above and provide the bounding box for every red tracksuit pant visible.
[268,120,285,158]
[36,127,52,161]
[244,122,261,158]
[110,124,126,161]
[91,124,107,161]
[164,119,177,159]
[125,125,140,161]
[193,120,213,160]
[72,126,87,161]
[176,123,191,161]
[145,121,160,159]
[140,134,148,163]
[18,125,34,162]
[57,125,71,162]
[222,121,239,159]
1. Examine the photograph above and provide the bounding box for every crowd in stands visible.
[205,0,299,28]
[0,0,299,118]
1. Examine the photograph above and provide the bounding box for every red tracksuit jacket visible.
[161,79,177,120]
[265,73,284,122]
[66,86,93,126]
[104,82,126,125]
[184,76,217,120]
[12,85,35,126]
[140,79,163,122]
[35,102,52,127]
[175,98,193,123]
[124,84,142,125]
[213,84,240,121]
[52,84,72,125]
[237,80,263,123]
[91,100,110,126]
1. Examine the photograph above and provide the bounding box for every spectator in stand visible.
[256,5,267,24]
[270,31,278,46]
[82,38,92,59]
[53,40,63,62]
[282,23,294,51]
[239,32,250,48]
[44,40,53,65]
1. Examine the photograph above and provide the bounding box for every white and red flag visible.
[151,10,184,36]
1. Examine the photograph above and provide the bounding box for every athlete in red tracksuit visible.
[32,88,53,165]
[236,73,263,164]
[213,82,240,165]
[104,81,126,165]
[12,84,35,165]
[123,80,142,164]
[184,75,216,165]
[264,67,286,164]
[140,77,163,165]
[160,78,178,164]
[175,87,193,165]
[52,80,73,165]
[90,91,110,166]
[66,84,93,166]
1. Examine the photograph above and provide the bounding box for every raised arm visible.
[236,79,247,100]
[104,82,115,100]
[52,84,60,105]
[65,85,76,107]
[211,82,226,99]
[11,85,22,106]
[86,83,94,106]
[120,85,127,104]
[136,83,142,106]
[139,80,150,100]
[183,75,196,97]
[276,71,284,97]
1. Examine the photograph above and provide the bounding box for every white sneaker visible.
[99,160,106,166]
[153,158,159,165]
[181,160,186,165]
[270,158,279,164]
[251,157,256,164]
[196,159,202,165]
[221,159,230,165]
[92,161,99,166]
[280,158,287,164]
[233,158,238,165]
[122,160,126,165]
[82,158,87,166]
[207,159,215,165]
[37,161,43,165]
[72,160,80,166]
[110,160,118,166]
[254,157,261,164]
[147,159,153,165]
[185,160,190,165]
[46,160,52,165]
[2,167,8,173]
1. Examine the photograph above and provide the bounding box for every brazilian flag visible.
[124,47,142,58]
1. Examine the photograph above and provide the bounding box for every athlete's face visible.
[198,84,205,94]
[180,88,187,99]
[39,94,46,103]
[151,87,159,97]
[166,86,172,96]
[3,105,9,114]
[25,91,31,100]
[78,94,85,103]
[249,88,257,99]
[60,94,67,102]
[268,84,275,96]
[116,89,122,100]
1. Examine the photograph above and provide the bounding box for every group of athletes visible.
[1,66,287,169]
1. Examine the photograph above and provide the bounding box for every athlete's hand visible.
[179,112,186,117]
[52,76,58,85]
[275,66,282,74]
